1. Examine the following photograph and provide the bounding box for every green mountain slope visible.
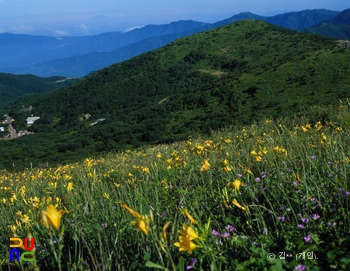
[1,20,349,170]
[0,73,77,108]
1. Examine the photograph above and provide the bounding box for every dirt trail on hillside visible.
[8,125,17,139]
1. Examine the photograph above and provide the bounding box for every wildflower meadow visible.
[1,102,350,271]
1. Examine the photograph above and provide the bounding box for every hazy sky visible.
[0,0,348,36]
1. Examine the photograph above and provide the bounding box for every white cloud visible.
[77,24,89,34]
[10,25,34,33]
[123,25,143,33]
[53,30,69,36]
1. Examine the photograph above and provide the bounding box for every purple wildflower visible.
[211,230,221,236]
[278,216,286,222]
[186,258,197,270]
[295,264,307,271]
[303,234,312,243]
[301,218,309,224]
[222,232,230,240]
[328,222,337,227]
[297,224,305,229]
[310,214,320,220]
[226,224,236,232]
[310,155,316,159]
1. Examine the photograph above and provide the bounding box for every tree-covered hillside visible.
[1,20,349,170]
[0,73,76,109]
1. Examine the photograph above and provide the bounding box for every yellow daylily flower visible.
[178,224,199,240]
[162,221,171,239]
[183,209,197,224]
[200,159,211,171]
[174,235,197,254]
[122,204,149,235]
[131,217,149,235]
[174,224,199,254]
[121,204,141,218]
[41,205,67,231]
[335,127,342,132]
[228,179,243,192]
[250,150,258,156]
[67,182,73,191]
[102,193,110,199]
[232,199,249,213]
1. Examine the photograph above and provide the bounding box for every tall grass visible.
[0,102,349,271]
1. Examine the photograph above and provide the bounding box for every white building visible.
[26,116,40,125]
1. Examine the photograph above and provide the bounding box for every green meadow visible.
[1,101,349,271]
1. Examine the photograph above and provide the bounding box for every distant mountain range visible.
[0,8,348,78]
[300,8,350,39]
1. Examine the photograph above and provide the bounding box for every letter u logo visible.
[23,238,35,251]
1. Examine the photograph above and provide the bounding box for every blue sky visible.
[0,0,348,36]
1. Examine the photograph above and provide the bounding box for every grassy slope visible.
[1,20,350,170]
[0,103,349,270]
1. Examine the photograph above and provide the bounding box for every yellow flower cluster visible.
[221,159,232,172]
[250,147,268,162]
[273,146,288,157]
[132,165,150,174]
[301,123,312,132]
